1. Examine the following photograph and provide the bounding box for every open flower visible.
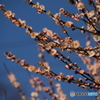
[30,32,40,38]
[45,43,52,50]
[28,65,36,72]
[96,5,100,12]
[76,2,84,11]
[50,49,57,55]
[44,66,50,72]
[65,21,73,27]
[79,70,85,74]
[4,10,15,19]
[53,13,60,19]
[92,35,100,42]
[18,19,26,27]
[87,24,96,33]
[38,5,45,14]
[94,76,100,84]
[43,28,53,37]
[88,51,95,57]
[86,10,94,18]
[72,40,80,48]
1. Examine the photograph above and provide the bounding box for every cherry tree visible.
[1,0,100,100]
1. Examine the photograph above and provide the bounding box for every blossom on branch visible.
[76,2,85,11]
[72,40,80,48]
[88,51,95,57]
[65,21,73,27]
[4,10,15,19]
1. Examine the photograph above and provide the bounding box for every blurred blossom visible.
[96,5,100,12]
[65,21,73,27]
[76,2,84,11]
[92,35,100,42]
[31,92,38,97]
[8,73,16,83]
[94,75,100,84]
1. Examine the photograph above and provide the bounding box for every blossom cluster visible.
[1,3,100,88]
[1,3,99,60]
[4,52,100,90]
[29,76,68,100]
[8,73,29,100]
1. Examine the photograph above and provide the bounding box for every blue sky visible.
[0,0,95,100]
